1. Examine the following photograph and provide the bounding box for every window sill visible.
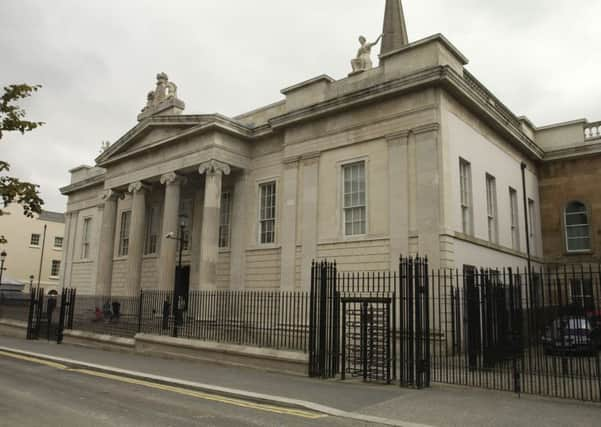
[48,276,59,281]
[219,248,231,254]
[29,245,40,249]
[318,235,389,245]
[73,259,93,264]
[143,254,159,259]
[52,247,63,251]
[565,250,593,256]
[246,244,281,252]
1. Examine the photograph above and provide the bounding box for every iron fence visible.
[429,264,601,402]
[67,289,310,352]
[308,257,601,402]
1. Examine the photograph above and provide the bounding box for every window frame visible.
[144,204,161,255]
[179,198,194,252]
[117,210,131,257]
[509,187,520,251]
[459,158,473,236]
[219,191,232,249]
[50,259,61,278]
[564,201,592,254]
[528,198,536,255]
[81,217,92,260]
[30,233,41,247]
[485,173,498,244]
[258,180,277,245]
[53,236,64,250]
[342,160,368,238]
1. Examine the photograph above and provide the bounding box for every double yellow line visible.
[0,350,324,420]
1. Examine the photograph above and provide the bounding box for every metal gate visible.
[309,257,428,388]
[341,297,393,383]
[26,288,76,343]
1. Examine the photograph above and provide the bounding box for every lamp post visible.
[29,275,34,294]
[165,217,188,337]
[0,251,7,288]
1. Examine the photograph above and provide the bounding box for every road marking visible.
[70,369,324,419]
[0,350,68,370]
[0,350,324,419]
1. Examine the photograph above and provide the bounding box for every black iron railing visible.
[67,289,310,352]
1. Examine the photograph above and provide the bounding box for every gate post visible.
[57,289,67,344]
[26,289,36,340]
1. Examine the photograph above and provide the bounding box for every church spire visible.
[380,0,409,56]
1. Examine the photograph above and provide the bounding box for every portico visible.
[93,155,242,296]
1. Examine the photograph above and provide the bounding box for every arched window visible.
[564,201,591,252]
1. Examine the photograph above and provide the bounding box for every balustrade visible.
[584,121,601,140]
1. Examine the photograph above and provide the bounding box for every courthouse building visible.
[59,1,601,296]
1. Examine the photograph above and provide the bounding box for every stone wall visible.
[539,154,601,263]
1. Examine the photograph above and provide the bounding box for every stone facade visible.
[0,203,65,291]
[59,2,599,296]
[539,122,601,264]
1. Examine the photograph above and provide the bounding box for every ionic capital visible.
[160,172,187,186]
[198,159,231,177]
[127,181,150,194]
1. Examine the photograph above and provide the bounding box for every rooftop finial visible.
[380,0,409,56]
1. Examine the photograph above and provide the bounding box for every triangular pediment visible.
[95,117,206,166]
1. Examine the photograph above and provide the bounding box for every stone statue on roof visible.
[351,34,383,74]
[141,72,179,113]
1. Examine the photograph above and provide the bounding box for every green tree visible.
[0,84,45,217]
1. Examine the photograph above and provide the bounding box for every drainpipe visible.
[521,163,532,278]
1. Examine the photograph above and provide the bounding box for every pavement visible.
[0,336,600,427]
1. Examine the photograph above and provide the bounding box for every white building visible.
[60,1,597,296]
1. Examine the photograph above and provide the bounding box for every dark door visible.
[173,266,190,323]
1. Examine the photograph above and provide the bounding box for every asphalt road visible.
[0,353,381,427]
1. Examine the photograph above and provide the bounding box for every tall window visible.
[528,199,536,255]
[259,181,276,244]
[219,192,232,248]
[179,199,193,251]
[485,174,498,243]
[459,158,473,235]
[81,217,92,259]
[144,205,161,255]
[570,278,594,310]
[30,233,40,247]
[54,236,63,249]
[118,211,131,257]
[565,201,591,252]
[343,161,367,236]
[50,260,61,278]
[509,188,520,251]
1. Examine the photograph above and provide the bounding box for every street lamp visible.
[0,251,7,288]
[165,217,188,336]
[29,275,34,294]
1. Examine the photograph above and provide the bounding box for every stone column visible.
[95,190,120,296]
[190,187,204,290]
[198,160,231,289]
[229,172,248,289]
[280,160,299,290]
[158,172,185,291]
[126,181,149,296]
[387,131,409,271]
[301,155,320,290]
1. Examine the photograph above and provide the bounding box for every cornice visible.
[96,116,255,167]
[542,140,601,162]
[268,66,446,130]
[60,173,105,195]
[442,68,544,160]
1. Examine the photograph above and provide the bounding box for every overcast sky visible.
[1,0,600,212]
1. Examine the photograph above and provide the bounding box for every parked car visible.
[542,317,601,356]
